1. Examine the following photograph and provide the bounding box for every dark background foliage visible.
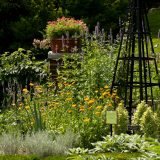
[0,0,128,53]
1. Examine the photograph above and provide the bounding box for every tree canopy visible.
[0,0,128,53]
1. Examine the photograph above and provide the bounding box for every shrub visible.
[113,102,129,134]
[156,107,160,139]
[140,107,158,138]
[132,101,148,125]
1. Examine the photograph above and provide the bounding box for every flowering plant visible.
[46,17,87,40]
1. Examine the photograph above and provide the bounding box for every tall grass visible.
[0,130,79,157]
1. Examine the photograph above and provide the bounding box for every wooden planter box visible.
[50,38,81,53]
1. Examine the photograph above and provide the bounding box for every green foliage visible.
[114,102,129,134]
[140,107,158,138]
[132,101,160,138]
[68,152,143,160]
[60,0,128,31]
[0,48,48,82]
[0,0,61,52]
[0,48,48,109]
[0,108,29,133]
[91,134,150,153]
[148,8,160,37]
[55,40,118,148]
[146,145,160,155]
[155,107,160,138]
[68,147,89,155]
[132,101,148,125]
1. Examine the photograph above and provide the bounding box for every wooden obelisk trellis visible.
[110,0,160,120]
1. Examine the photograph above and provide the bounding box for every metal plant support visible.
[111,0,160,120]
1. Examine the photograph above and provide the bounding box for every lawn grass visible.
[0,149,159,160]
[0,155,39,160]
[68,152,143,160]
[146,146,160,155]
[0,155,67,160]
[148,8,160,38]
[0,153,143,160]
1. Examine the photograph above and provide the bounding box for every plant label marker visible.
[106,111,117,136]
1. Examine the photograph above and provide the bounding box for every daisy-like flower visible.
[22,88,29,94]
[83,117,90,123]
[29,82,34,86]
[96,106,103,110]
[87,99,95,105]
[72,104,77,108]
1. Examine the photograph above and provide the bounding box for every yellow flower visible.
[11,103,16,106]
[84,97,89,101]
[35,86,43,93]
[107,93,111,97]
[102,92,108,96]
[80,106,85,109]
[111,93,116,98]
[19,103,23,107]
[29,82,34,86]
[96,106,103,110]
[79,106,85,112]
[66,98,73,101]
[95,112,101,116]
[87,99,95,105]
[25,105,30,110]
[79,108,85,112]
[83,117,90,123]
[22,88,29,94]
[67,110,72,113]
[108,103,112,107]
[104,85,109,89]
[72,104,77,108]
